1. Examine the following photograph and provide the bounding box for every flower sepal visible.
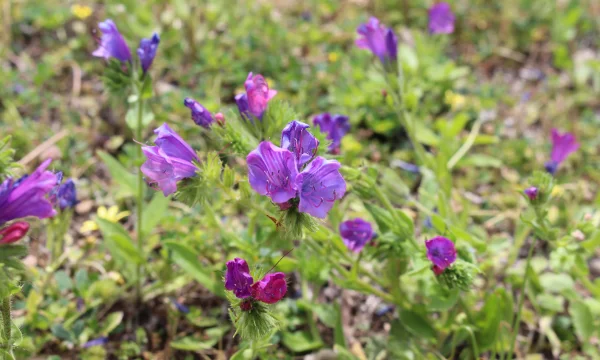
[435,260,477,291]
[226,291,279,341]
[280,204,319,240]
[102,58,132,96]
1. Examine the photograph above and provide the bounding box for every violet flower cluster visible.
[313,113,350,154]
[93,19,160,74]
[425,236,457,275]
[545,128,579,175]
[428,2,456,35]
[235,72,277,121]
[225,258,287,308]
[339,218,375,253]
[355,17,398,65]
[247,120,346,219]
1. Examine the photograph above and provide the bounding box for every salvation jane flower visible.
[356,17,398,65]
[0,222,30,245]
[280,120,319,168]
[141,123,199,196]
[295,156,346,219]
[545,129,579,175]
[0,159,58,225]
[236,72,277,120]
[184,98,214,128]
[339,218,374,253]
[313,113,350,154]
[247,142,299,204]
[50,172,78,210]
[428,2,455,34]
[225,258,254,299]
[524,186,538,201]
[92,19,132,62]
[137,33,160,73]
[425,236,457,274]
[251,272,287,304]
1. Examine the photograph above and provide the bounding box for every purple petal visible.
[428,2,455,34]
[184,97,214,128]
[247,142,299,204]
[137,32,160,73]
[153,123,198,162]
[93,19,132,62]
[244,72,276,119]
[295,156,346,219]
[339,218,374,253]
[251,272,287,304]
[313,113,350,153]
[550,128,579,165]
[280,120,319,168]
[425,236,456,270]
[355,17,397,64]
[235,93,251,121]
[225,258,254,299]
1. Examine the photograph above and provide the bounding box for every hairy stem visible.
[1,297,12,358]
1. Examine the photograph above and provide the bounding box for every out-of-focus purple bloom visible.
[545,129,579,175]
[50,173,78,210]
[524,186,538,201]
[247,142,299,204]
[184,98,214,128]
[92,19,132,62]
[428,2,455,34]
[83,337,108,349]
[225,258,254,299]
[137,33,160,73]
[141,123,198,196]
[295,156,346,219]
[339,218,374,253]
[356,17,398,65]
[169,297,190,314]
[425,236,456,273]
[280,120,319,168]
[0,159,57,225]
[313,113,350,154]
[251,272,287,304]
[392,159,420,174]
[0,221,30,245]
[236,73,277,121]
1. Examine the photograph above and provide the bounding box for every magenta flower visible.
[236,72,277,121]
[545,129,579,175]
[524,186,538,201]
[313,113,350,154]
[340,218,374,253]
[137,33,160,73]
[247,142,299,204]
[0,221,30,245]
[251,272,287,304]
[295,156,346,219]
[356,17,398,65]
[92,19,132,62]
[281,120,319,168]
[184,98,214,128]
[0,159,58,225]
[428,2,455,34]
[225,258,254,299]
[141,123,198,196]
[425,236,456,274]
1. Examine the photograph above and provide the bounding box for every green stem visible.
[1,297,12,358]
[301,279,322,344]
[373,186,419,250]
[135,97,145,304]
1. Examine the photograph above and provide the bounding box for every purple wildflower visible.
[356,17,398,65]
[247,142,299,204]
[280,120,319,168]
[545,129,579,175]
[83,337,108,349]
[141,123,198,196]
[92,19,132,62]
[137,33,160,73]
[313,113,350,154]
[295,156,346,219]
[428,2,455,34]
[0,159,57,225]
[236,72,277,120]
[225,258,254,299]
[184,98,214,128]
[251,272,287,304]
[524,186,538,201]
[425,236,456,273]
[235,93,250,120]
[0,222,30,245]
[50,173,77,210]
[339,218,374,253]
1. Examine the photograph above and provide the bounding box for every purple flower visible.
[425,236,456,273]
[428,2,455,35]
[313,113,350,154]
[280,120,319,168]
[184,98,214,128]
[524,186,538,201]
[356,17,398,64]
[50,173,78,210]
[339,218,374,253]
[0,159,58,225]
[92,19,132,62]
[295,156,346,219]
[251,272,287,304]
[236,72,277,120]
[0,221,30,245]
[141,123,199,196]
[137,33,160,73]
[83,337,108,348]
[225,258,254,299]
[247,142,299,204]
[545,129,579,175]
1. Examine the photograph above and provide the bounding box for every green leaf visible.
[282,331,323,353]
[100,312,124,336]
[539,273,574,294]
[458,154,502,168]
[51,324,73,342]
[570,301,595,342]
[170,326,230,351]
[97,150,137,197]
[414,122,439,146]
[398,44,419,73]
[398,309,436,339]
[141,192,170,236]
[96,218,144,272]
[163,241,223,296]
[54,270,73,292]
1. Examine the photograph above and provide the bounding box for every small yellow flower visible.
[551,185,564,198]
[266,77,275,89]
[71,4,93,20]
[328,52,339,63]
[107,271,125,285]
[444,90,467,111]
[80,220,98,233]
[79,206,130,233]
